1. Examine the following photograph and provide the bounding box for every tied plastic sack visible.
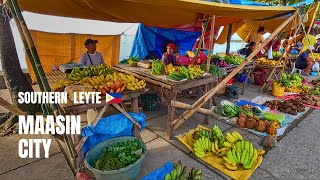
[82,112,146,155]
[141,162,174,180]
[312,62,319,71]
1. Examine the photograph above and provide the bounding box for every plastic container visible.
[272,82,285,97]
[140,93,161,111]
[85,136,147,180]
[226,86,240,99]
[310,71,319,76]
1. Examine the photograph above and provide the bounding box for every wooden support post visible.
[171,11,299,130]
[166,93,177,139]
[8,0,56,112]
[194,15,210,63]
[307,3,319,35]
[204,84,212,124]
[0,97,26,115]
[171,100,212,115]
[226,24,232,54]
[206,15,215,73]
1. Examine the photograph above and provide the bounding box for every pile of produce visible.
[188,65,205,77]
[236,112,280,135]
[310,79,320,86]
[165,64,179,75]
[164,161,204,180]
[222,140,260,170]
[192,125,243,158]
[51,79,75,91]
[264,99,305,115]
[76,72,146,91]
[168,72,187,81]
[222,55,244,65]
[311,53,320,59]
[152,59,165,75]
[215,100,243,118]
[254,58,284,66]
[67,65,113,81]
[128,56,140,67]
[218,60,230,67]
[200,64,222,78]
[311,86,320,95]
[93,139,145,171]
[298,94,320,106]
[280,73,303,88]
[272,51,283,58]
[99,81,125,95]
[180,66,195,80]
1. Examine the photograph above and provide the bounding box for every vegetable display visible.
[215,100,243,118]
[67,65,114,81]
[152,59,165,75]
[93,139,145,171]
[298,94,320,107]
[222,55,244,65]
[264,99,305,115]
[128,56,140,67]
[200,64,222,78]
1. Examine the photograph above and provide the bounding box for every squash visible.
[254,120,266,132]
[245,118,256,129]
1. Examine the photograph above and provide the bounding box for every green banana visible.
[165,174,171,180]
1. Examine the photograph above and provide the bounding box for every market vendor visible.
[237,44,250,55]
[245,42,256,58]
[162,43,179,65]
[79,39,105,66]
[249,27,264,47]
[295,46,315,76]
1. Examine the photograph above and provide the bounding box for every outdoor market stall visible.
[4,0,305,179]
[113,64,217,138]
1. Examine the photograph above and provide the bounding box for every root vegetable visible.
[255,120,266,132]
[245,118,256,129]
[237,117,246,128]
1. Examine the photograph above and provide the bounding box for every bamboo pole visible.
[307,3,319,35]
[171,11,299,130]
[6,1,44,92]
[0,97,26,115]
[9,0,55,111]
[194,15,210,63]
[171,100,213,115]
[206,15,215,73]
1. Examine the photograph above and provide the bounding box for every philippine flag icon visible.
[106,93,122,104]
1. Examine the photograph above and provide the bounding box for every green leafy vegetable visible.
[93,139,145,171]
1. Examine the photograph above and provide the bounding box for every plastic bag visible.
[312,62,319,71]
[141,162,174,180]
[82,112,146,155]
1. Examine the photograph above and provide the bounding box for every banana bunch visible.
[254,58,284,66]
[165,161,189,180]
[192,130,214,142]
[188,168,204,180]
[193,137,212,158]
[223,140,259,170]
[212,125,225,148]
[285,86,302,93]
[225,131,243,144]
[188,65,204,77]
[179,66,194,80]
[76,75,107,89]
[51,79,75,91]
[151,59,165,75]
[211,139,230,157]
[67,65,113,81]
[116,73,146,91]
[165,63,179,75]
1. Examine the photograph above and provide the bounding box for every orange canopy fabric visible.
[26,30,120,81]
[17,0,296,27]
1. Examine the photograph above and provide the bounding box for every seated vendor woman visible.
[162,43,179,65]
[79,39,105,66]
[295,46,315,76]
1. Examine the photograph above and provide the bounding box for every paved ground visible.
[0,81,319,180]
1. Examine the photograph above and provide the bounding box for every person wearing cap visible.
[79,39,105,66]
[295,46,315,76]
[162,43,179,65]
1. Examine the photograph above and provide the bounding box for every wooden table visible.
[45,70,146,172]
[113,64,218,139]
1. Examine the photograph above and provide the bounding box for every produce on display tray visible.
[264,99,305,115]
[253,58,284,66]
[67,64,114,81]
[93,139,145,171]
[152,59,165,75]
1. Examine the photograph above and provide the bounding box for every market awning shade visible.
[16,0,296,26]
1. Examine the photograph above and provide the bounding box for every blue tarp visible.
[229,0,270,6]
[130,24,201,59]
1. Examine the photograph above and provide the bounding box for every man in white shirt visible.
[79,39,105,66]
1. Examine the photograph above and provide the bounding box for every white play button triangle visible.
[105,93,114,103]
